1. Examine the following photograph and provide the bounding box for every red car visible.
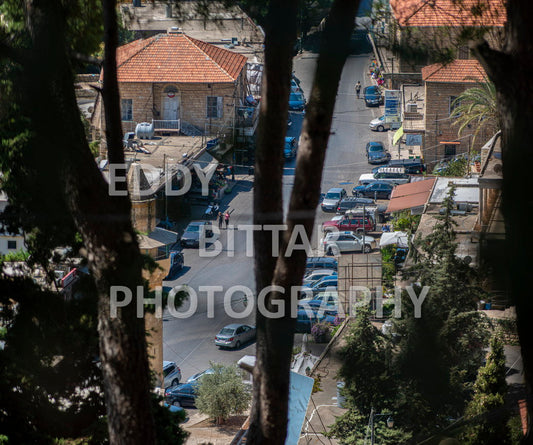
[322,214,375,233]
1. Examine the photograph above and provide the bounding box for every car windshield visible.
[369,145,384,152]
[325,192,340,199]
[219,328,235,336]
[186,225,200,232]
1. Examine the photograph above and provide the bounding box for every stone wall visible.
[131,198,157,233]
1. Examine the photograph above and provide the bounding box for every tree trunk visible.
[21,1,157,443]
[474,0,533,442]
[249,0,360,443]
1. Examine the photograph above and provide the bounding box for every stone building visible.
[97,30,248,138]
[421,59,496,167]
[387,0,506,73]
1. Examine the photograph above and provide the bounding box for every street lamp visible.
[369,407,395,445]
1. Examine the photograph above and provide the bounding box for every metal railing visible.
[152,119,181,132]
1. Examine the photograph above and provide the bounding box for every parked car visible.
[180,221,215,248]
[372,159,426,175]
[163,249,184,280]
[284,136,298,158]
[299,291,339,309]
[165,382,198,408]
[290,78,301,93]
[323,231,375,255]
[289,92,306,111]
[369,115,390,132]
[215,324,256,349]
[186,368,214,384]
[301,276,338,295]
[302,269,337,286]
[364,85,383,106]
[321,187,347,212]
[335,196,375,214]
[322,213,376,233]
[305,257,338,273]
[352,181,395,200]
[295,309,337,333]
[366,141,391,164]
[163,361,182,388]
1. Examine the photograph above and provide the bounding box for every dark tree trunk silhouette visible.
[474,0,533,442]
[17,1,157,443]
[249,0,360,443]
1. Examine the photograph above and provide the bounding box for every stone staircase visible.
[180,120,204,137]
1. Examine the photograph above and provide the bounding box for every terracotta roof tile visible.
[386,178,436,213]
[115,33,247,83]
[390,0,506,27]
[421,59,486,83]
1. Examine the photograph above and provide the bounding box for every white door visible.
[162,95,179,120]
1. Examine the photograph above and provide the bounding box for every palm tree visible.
[450,79,499,144]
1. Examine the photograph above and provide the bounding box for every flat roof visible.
[429,177,479,204]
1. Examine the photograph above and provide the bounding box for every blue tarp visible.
[285,372,315,445]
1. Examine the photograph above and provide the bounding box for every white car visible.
[369,115,390,132]
[323,231,375,255]
[302,269,337,286]
[163,361,182,388]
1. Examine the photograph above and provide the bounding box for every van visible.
[372,167,410,185]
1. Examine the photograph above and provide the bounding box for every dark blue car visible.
[352,181,394,200]
[165,383,198,408]
[366,141,391,164]
[364,85,383,107]
[289,92,306,111]
[295,309,337,333]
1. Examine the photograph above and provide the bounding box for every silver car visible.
[215,324,256,349]
[321,187,347,212]
[163,361,182,388]
[369,115,390,132]
[323,231,376,255]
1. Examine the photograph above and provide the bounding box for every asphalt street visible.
[162,53,389,383]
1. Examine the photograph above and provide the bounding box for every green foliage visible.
[391,210,420,232]
[195,363,251,423]
[1,249,30,262]
[152,396,189,444]
[327,409,412,445]
[338,307,396,414]
[311,321,332,343]
[450,80,499,145]
[89,141,100,158]
[461,336,511,445]
[436,156,469,177]
[380,245,396,288]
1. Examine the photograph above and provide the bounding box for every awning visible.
[393,126,404,145]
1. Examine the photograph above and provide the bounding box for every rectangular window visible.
[444,144,457,159]
[449,96,460,116]
[121,99,133,121]
[7,240,17,250]
[206,96,223,119]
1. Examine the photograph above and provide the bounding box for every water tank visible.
[135,122,154,140]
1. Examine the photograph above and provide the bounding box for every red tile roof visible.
[422,59,486,83]
[386,178,436,213]
[116,33,247,83]
[390,0,506,27]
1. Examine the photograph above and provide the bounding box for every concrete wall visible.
[131,198,157,234]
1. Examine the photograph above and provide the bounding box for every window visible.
[206,96,223,119]
[444,144,457,159]
[121,99,133,121]
[7,240,17,250]
[449,96,460,116]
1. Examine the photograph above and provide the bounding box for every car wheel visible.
[172,378,180,387]
[363,244,372,254]
[173,401,181,407]
[326,247,334,256]
[235,340,241,349]
[377,125,384,132]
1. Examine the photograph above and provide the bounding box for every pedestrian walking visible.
[224,211,230,228]
[217,211,223,229]
[355,81,361,99]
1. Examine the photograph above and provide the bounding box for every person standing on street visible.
[355,81,361,99]
[224,211,230,228]
[217,211,223,229]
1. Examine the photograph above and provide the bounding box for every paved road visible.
[162,53,389,382]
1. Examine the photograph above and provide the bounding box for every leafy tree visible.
[461,336,511,445]
[436,156,469,177]
[395,187,490,438]
[195,363,251,425]
[450,80,499,145]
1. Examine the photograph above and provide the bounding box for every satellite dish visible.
[493,163,502,174]
[463,256,472,265]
